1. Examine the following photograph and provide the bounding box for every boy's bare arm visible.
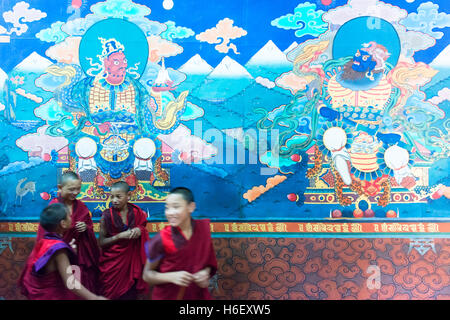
[54,250,107,300]
[98,216,131,247]
[142,259,194,287]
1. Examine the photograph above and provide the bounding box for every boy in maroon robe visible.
[36,171,100,294]
[143,187,217,300]
[98,181,149,299]
[18,203,106,300]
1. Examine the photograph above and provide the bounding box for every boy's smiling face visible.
[58,179,81,202]
[110,188,129,211]
[165,193,195,228]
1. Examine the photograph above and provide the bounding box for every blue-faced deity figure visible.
[351,49,376,73]
[259,16,445,210]
[318,41,415,190]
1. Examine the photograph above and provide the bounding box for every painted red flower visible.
[361,180,382,197]
[400,176,416,189]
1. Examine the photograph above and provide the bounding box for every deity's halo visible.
[79,18,149,78]
[332,16,401,69]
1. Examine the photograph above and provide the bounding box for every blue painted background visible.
[0,0,448,222]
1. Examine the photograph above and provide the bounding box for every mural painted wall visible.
[0,0,448,225]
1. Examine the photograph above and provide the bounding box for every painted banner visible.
[2,221,450,237]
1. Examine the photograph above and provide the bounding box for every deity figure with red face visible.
[87,38,137,118]
[103,50,128,86]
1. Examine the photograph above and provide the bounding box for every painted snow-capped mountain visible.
[176,54,215,92]
[179,54,213,75]
[191,56,253,101]
[424,45,450,91]
[13,52,53,73]
[0,68,7,91]
[246,40,292,68]
[430,44,450,69]
[208,56,253,79]
[245,40,292,82]
[283,42,298,55]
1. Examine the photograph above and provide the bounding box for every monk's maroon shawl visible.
[37,197,100,293]
[98,203,149,299]
[147,219,217,300]
[18,232,79,300]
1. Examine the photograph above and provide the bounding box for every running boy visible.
[142,187,217,300]
[98,181,149,299]
[19,203,106,300]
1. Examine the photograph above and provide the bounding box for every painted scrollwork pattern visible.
[212,238,450,300]
[0,238,35,300]
[0,237,449,299]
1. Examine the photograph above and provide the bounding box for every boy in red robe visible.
[143,187,217,300]
[36,171,100,293]
[98,181,149,299]
[18,203,106,300]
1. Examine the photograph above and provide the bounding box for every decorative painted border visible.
[1,221,449,236]
[304,190,427,204]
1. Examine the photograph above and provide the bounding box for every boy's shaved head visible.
[58,171,80,186]
[169,187,194,203]
[40,203,68,232]
[111,181,130,193]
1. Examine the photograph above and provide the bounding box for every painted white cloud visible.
[396,25,436,57]
[428,88,450,105]
[3,1,47,36]
[322,0,407,26]
[90,0,151,19]
[131,17,167,37]
[35,21,69,43]
[0,157,44,176]
[61,14,103,36]
[15,88,43,103]
[275,71,312,94]
[158,124,217,161]
[255,76,275,89]
[16,125,68,159]
[147,35,183,63]
[180,102,204,121]
[45,36,82,64]
[400,2,450,40]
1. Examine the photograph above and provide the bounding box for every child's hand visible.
[75,222,87,233]
[69,238,77,253]
[128,227,141,239]
[171,271,194,287]
[193,268,210,288]
[117,228,140,240]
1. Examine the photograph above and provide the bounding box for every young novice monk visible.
[98,181,149,299]
[19,203,106,300]
[143,187,217,300]
[36,171,100,294]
